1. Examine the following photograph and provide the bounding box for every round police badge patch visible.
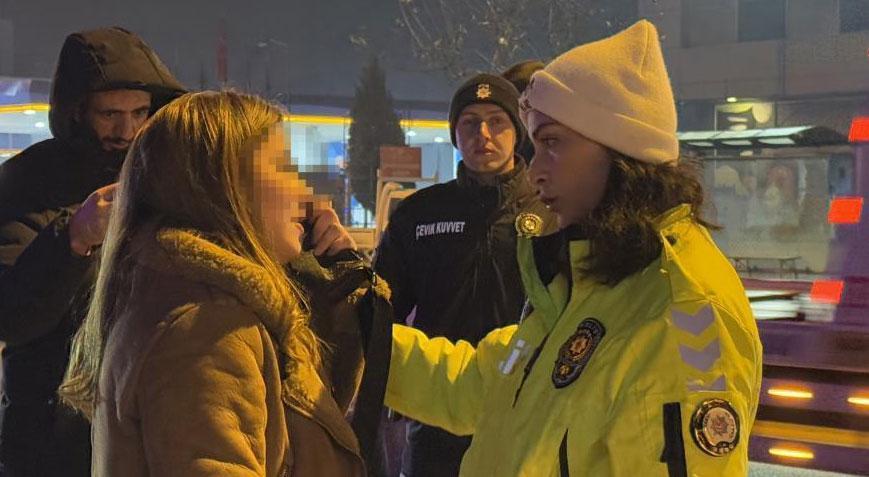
[515,212,543,238]
[691,399,740,457]
[551,318,606,388]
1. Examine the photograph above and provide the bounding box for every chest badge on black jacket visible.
[552,318,606,388]
[515,212,543,238]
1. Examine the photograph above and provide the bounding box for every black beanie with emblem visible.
[449,73,524,148]
[501,60,544,94]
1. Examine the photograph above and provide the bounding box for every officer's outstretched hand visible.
[309,205,357,257]
[69,182,117,257]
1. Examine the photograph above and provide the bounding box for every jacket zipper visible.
[512,333,550,407]
[558,430,569,477]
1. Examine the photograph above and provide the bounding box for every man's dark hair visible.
[576,153,714,286]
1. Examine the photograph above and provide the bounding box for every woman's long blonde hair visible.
[59,91,320,417]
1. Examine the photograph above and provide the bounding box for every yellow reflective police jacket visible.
[385,205,762,476]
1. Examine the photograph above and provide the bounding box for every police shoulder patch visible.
[551,318,605,388]
[691,398,740,457]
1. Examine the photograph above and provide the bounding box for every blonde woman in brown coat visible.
[59,91,368,476]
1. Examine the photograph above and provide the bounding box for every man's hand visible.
[69,183,117,256]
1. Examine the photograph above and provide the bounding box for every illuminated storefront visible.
[280,112,453,226]
[0,103,51,162]
[0,99,452,227]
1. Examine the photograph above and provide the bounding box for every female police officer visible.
[382,20,762,476]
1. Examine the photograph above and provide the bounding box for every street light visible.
[255,38,291,109]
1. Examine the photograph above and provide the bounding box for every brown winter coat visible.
[92,225,367,476]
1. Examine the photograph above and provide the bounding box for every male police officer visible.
[374,74,555,477]
[0,27,184,476]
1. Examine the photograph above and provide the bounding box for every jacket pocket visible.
[659,402,687,477]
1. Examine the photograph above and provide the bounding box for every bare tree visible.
[396,0,638,80]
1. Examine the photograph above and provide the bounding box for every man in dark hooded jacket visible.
[0,27,185,476]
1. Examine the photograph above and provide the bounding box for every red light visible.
[828,197,864,224]
[849,117,869,143]
[810,280,845,304]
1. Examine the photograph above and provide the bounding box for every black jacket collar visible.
[456,158,535,203]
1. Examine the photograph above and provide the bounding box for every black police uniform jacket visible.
[0,27,184,476]
[375,158,556,345]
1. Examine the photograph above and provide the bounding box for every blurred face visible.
[82,89,152,152]
[527,110,612,229]
[455,103,516,177]
[252,125,317,263]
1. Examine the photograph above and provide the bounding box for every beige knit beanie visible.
[520,20,679,164]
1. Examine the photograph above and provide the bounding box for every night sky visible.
[0,0,456,105]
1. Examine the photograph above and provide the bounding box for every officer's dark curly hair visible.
[575,151,714,286]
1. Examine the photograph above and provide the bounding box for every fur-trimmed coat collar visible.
[145,226,300,352]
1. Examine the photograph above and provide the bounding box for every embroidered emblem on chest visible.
[415,221,466,240]
[551,318,605,388]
